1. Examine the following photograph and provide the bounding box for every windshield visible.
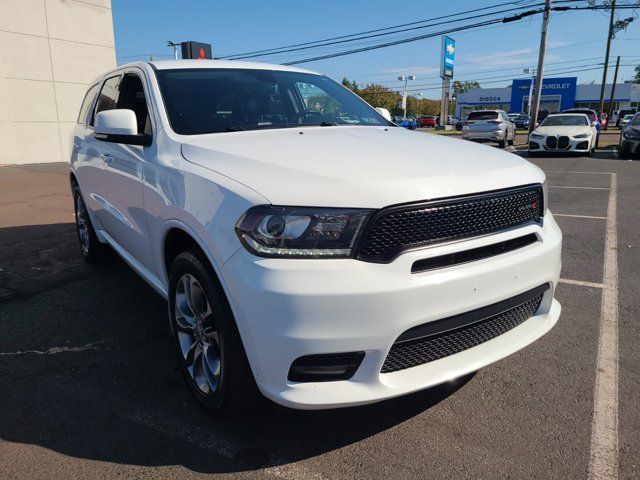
[541,115,588,126]
[623,115,634,120]
[515,115,529,120]
[631,115,640,126]
[154,68,388,135]
[468,111,499,120]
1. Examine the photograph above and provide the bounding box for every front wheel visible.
[168,251,258,415]
[72,181,107,262]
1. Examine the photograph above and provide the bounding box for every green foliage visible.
[341,77,359,92]
[633,64,640,84]
[452,80,481,94]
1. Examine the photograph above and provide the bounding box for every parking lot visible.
[0,148,638,479]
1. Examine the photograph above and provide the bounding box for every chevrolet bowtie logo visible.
[446,44,455,55]
[518,85,529,90]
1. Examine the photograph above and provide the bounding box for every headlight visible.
[542,179,549,214]
[574,133,591,139]
[236,206,373,258]
[530,133,544,139]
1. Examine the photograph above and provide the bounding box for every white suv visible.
[70,60,562,414]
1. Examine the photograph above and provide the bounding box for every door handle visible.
[100,153,113,163]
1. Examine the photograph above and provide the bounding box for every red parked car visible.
[418,116,437,128]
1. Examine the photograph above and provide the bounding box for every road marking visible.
[559,278,604,289]
[549,186,610,190]
[553,214,607,220]
[588,172,619,480]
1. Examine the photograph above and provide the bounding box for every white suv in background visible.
[70,60,562,415]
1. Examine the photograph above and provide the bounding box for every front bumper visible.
[222,213,562,409]
[529,135,592,153]
[620,138,640,157]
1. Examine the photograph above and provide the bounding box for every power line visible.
[222,0,590,61]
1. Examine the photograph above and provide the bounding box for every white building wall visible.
[0,0,115,165]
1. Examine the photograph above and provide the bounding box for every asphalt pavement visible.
[0,147,638,479]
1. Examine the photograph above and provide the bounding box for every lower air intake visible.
[381,285,547,374]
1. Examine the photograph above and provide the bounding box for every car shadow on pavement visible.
[0,222,473,474]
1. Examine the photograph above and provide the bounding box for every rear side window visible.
[468,111,498,120]
[77,83,99,124]
[91,75,121,125]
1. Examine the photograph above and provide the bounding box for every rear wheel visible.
[498,136,506,148]
[508,129,515,146]
[72,181,107,262]
[168,251,259,415]
[618,144,630,159]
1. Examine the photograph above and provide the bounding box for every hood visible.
[181,126,545,208]
[534,125,590,136]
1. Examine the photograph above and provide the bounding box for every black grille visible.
[558,136,570,149]
[545,136,558,149]
[381,285,546,374]
[356,185,543,262]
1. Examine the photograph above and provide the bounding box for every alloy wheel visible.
[174,274,222,395]
[75,194,90,255]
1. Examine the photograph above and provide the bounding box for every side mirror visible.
[94,109,151,147]
[375,107,392,122]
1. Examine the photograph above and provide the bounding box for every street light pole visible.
[529,0,551,134]
[398,75,416,119]
[523,67,536,115]
[167,41,181,60]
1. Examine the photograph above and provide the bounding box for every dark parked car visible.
[619,113,640,159]
[536,109,550,124]
[616,109,637,128]
[512,114,531,129]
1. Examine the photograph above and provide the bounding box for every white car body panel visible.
[69,60,562,409]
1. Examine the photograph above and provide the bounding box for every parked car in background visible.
[620,114,635,129]
[394,116,417,130]
[599,112,608,128]
[512,114,531,129]
[456,119,465,131]
[536,109,550,125]
[528,113,596,156]
[619,113,640,159]
[69,59,561,415]
[614,109,637,128]
[461,109,516,148]
[417,116,437,128]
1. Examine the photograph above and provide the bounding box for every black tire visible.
[508,133,515,146]
[72,181,108,262]
[168,250,259,415]
[498,137,506,148]
[618,144,630,160]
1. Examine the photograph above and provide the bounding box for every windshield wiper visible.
[224,126,246,132]
[319,121,339,126]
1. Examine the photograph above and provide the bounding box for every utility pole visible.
[605,55,620,131]
[398,75,416,119]
[598,0,616,117]
[529,0,551,134]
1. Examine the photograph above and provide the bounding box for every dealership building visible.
[0,0,116,165]
[455,77,640,119]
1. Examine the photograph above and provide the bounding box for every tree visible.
[452,80,481,94]
[633,64,640,84]
[341,77,359,92]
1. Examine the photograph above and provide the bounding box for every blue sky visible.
[112,0,639,99]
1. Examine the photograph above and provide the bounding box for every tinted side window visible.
[91,75,120,125]
[117,73,152,135]
[77,83,99,124]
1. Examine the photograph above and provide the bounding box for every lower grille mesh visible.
[381,293,544,374]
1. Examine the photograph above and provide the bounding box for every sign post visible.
[439,36,455,128]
